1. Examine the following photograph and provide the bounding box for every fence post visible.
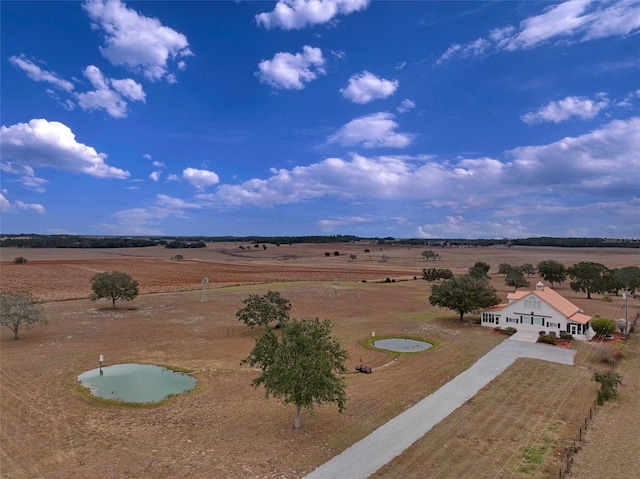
[579,428,582,442]
[585,417,588,430]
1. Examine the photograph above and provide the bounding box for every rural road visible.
[303,338,576,479]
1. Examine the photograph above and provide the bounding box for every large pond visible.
[372,338,433,353]
[77,363,197,403]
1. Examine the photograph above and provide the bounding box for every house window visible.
[483,313,496,323]
[524,297,542,310]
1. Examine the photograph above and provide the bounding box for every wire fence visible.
[557,396,598,478]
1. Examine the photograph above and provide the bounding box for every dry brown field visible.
[1,243,638,479]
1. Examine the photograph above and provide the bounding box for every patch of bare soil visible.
[1,244,638,479]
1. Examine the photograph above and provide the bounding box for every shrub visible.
[559,331,573,341]
[539,330,546,336]
[14,257,28,264]
[596,343,617,364]
[594,371,622,405]
[538,334,557,345]
[324,252,330,257]
[333,251,340,256]
[591,317,616,336]
[384,277,391,283]
[504,327,517,336]
[602,295,613,303]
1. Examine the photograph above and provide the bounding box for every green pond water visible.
[373,338,433,352]
[77,363,197,403]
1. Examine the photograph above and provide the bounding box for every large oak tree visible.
[429,275,500,321]
[236,290,291,329]
[242,316,348,429]
[537,260,567,288]
[567,261,609,299]
[90,271,139,308]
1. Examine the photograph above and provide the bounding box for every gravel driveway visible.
[303,339,576,479]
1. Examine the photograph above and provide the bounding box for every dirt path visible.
[304,339,576,479]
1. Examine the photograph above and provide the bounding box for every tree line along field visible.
[0,243,638,479]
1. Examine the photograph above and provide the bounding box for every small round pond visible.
[77,363,197,403]
[372,338,433,353]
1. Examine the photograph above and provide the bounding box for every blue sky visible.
[1,0,639,238]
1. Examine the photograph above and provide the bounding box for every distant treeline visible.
[0,234,637,249]
[0,235,206,249]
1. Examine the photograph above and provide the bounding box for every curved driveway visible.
[304,339,576,479]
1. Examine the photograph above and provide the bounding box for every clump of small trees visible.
[535,260,640,299]
[422,267,453,282]
[467,261,491,280]
[421,250,442,261]
[497,263,532,291]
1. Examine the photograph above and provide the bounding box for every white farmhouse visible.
[480,281,594,340]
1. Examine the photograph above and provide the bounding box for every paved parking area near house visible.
[509,330,542,342]
[304,340,576,479]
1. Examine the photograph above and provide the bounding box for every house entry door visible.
[570,324,578,335]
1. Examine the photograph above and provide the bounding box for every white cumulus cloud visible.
[256,46,325,90]
[83,0,193,82]
[328,112,414,148]
[256,0,370,30]
[521,94,609,124]
[0,119,130,186]
[0,192,46,214]
[340,71,398,104]
[10,56,145,119]
[510,116,640,193]
[76,65,145,118]
[182,167,220,189]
